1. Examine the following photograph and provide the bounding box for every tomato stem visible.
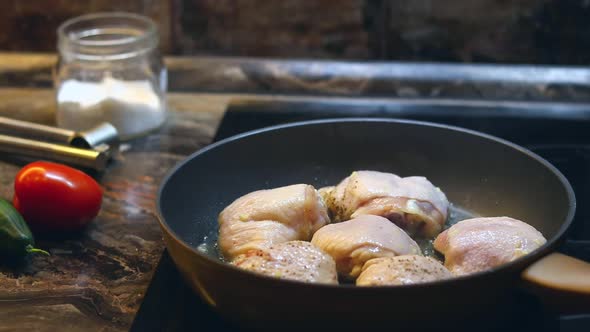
[25,245,50,256]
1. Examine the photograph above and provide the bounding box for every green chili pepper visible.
[0,198,48,259]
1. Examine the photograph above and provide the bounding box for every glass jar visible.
[54,12,167,140]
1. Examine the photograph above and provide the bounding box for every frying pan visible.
[157,119,589,331]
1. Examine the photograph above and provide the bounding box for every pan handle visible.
[521,253,590,313]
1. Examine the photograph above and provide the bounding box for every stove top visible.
[131,98,590,332]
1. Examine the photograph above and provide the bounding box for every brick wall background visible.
[1,0,589,64]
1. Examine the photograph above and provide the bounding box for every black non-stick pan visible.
[157,119,589,331]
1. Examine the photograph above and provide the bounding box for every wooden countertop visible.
[0,88,282,331]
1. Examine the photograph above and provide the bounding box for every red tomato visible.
[13,161,102,231]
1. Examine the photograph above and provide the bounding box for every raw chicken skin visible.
[323,171,449,238]
[311,215,422,278]
[218,184,330,260]
[233,241,338,284]
[356,255,452,286]
[434,216,547,276]
[318,186,335,206]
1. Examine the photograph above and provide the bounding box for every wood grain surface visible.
[0,89,225,331]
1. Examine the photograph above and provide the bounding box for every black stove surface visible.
[131,98,590,332]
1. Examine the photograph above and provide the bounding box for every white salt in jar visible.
[55,12,167,140]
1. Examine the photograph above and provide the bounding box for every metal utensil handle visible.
[0,134,108,171]
[0,116,74,144]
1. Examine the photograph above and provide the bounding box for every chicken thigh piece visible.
[434,217,547,276]
[356,255,452,286]
[323,171,449,238]
[311,215,422,278]
[218,184,330,260]
[232,241,338,284]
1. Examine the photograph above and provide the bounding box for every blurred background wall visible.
[0,0,589,64]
